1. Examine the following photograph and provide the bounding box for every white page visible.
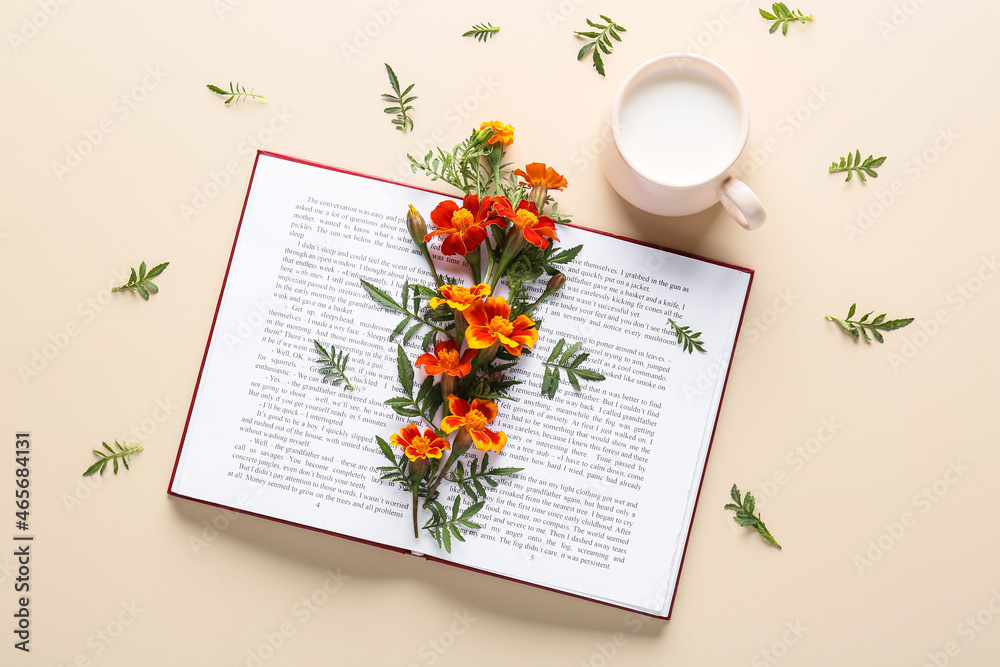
[170,153,750,615]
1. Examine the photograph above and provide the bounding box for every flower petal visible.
[446,394,471,418]
[470,398,498,423]
[440,415,464,433]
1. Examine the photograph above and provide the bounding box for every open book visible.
[168,151,752,618]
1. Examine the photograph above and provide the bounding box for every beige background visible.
[3,0,998,665]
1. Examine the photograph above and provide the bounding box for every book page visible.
[169,153,750,615]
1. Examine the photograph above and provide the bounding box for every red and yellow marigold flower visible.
[440,395,507,452]
[464,296,539,356]
[513,162,568,191]
[415,340,477,377]
[429,283,491,311]
[479,120,515,146]
[390,424,451,462]
[493,199,559,250]
[424,194,504,256]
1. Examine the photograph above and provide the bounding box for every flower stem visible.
[412,484,420,538]
[466,248,482,284]
[425,430,473,504]
[421,246,443,287]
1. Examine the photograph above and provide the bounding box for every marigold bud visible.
[406,205,427,246]
[545,273,567,296]
[473,127,493,145]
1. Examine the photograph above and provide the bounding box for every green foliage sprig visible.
[313,341,355,391]
[407,129,494,193]
[828,151,887,182]
[381,64,416,132]
[826,303,913,343]
[83,441,143,476]
[725,484,781,548]
[667,318,706,354]
[447,453,523,502]
[361,280,450,351]
[759,3,814,35]
[384,345,445,436]
[462,22,500,42]
[574,15,627,77]
[424,495,484,553]
[206,82,266,105]
[374,434,493,554]
[112,261,169,300]
[541,339,606,399]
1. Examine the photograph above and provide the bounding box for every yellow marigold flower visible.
[479,120,515,146]
[430,283,492,311]
[390,424,451,462]
[440,395,507,452]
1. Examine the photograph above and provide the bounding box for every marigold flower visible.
[415,340,477,377]
[513,162,568,190]
[479,120,515,146]
[429,283,491,311]
[464,296,539,356]
[440,395,507,452]
[424,194,504,256]
[390,424,451,462]
[493,199,559,250]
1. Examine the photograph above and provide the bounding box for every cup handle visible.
[719,178,766,231]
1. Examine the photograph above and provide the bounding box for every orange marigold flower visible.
[415,340,477,377]
[464,296,539,356]
[424,194,504,256]
[390,423,451,462]
[514,162,568,190]
[479,120,515,146]
[493,199,560,250]
[440,395,507,453]
[429,283,491,311]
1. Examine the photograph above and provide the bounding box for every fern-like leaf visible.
[462,22,500,42]
[725,484,781,548]
[83,441,144,476]
[825,303,913,343]
[314,341,355,390]
[759,3,813,35]
[112,261,169,300]
[381,64,416,132]
[540,338,606,399]
[667,318,707,354]
[206,82,266,105]
[828,151,887,182]
[574,15,627,77]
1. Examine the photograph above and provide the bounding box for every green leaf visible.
[462,22,501,42]
[825,305,913,344]
[726,484,781,548]
[760,3,814,35]
[667,318,707,354]
[111,261,170,300]
[82,441,143,477]
[540,339,605,398]
[829,151,886,182]
[383,64,415,132]
[376,436,395,464]
[314,340,356,390]
[575,15,624,76]
[361,280,401,310]
[547,338,566,364]
[207,81,266,105]
[396,345,414,395]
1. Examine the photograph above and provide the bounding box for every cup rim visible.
[611,52,750,190]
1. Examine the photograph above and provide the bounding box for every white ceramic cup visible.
[603,53,766,230]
